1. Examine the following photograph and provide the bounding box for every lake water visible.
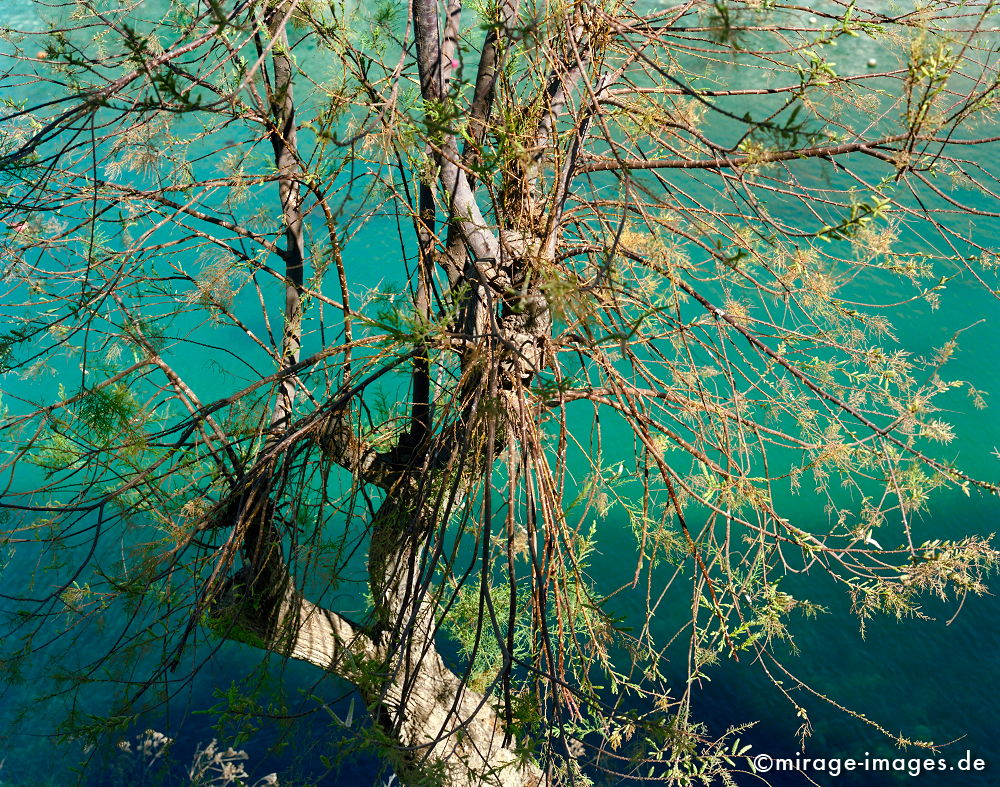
[1,1,999,785]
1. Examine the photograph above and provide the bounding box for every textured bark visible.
[264,0,306,431]
[362,468,543,784]
[214,537,545,787]
[214,3,557,783]
[371,636,545,787]
[215,416,547,786]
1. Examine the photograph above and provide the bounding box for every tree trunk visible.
[208,1,551,781]
[213,498,545,787]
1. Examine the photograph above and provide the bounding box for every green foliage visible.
[849,535,1000,636]
[439,577,512,693]
[201,671,288,751]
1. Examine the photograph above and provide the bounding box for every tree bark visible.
[213,492,545,787]
[210,2,553,782]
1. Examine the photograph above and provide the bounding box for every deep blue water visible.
[2,1,1000,785]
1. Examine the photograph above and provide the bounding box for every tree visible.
[2,0,1000,784]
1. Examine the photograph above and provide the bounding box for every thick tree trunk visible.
[213,541,545,787]
[213,438,545,785]
[365,483,545,786]
[369,634,544,787]
[210,2,552,781]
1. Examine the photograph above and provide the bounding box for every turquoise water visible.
[1,1,1000,785]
